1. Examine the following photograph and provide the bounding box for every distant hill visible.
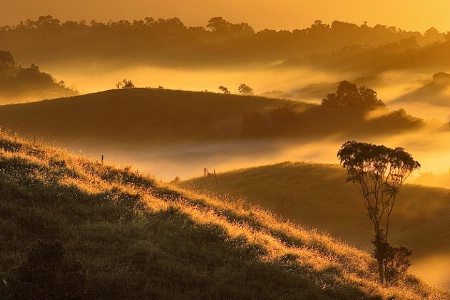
[0,88,424,146]
[392,72,450,107]
[280,39,450,74]
[179,162,450,287]
[0,88,298,144]
[0,132,447,299]
[415,171,450,188]
[0,50,77,103]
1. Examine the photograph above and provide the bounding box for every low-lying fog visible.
[44,62,449,119]
[65,124,449,187]
[42,63,449,188]
[9,62,449,287]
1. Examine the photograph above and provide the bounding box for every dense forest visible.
[1,16,448,71]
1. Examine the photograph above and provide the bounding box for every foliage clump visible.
[238,83,254,95]
[218,85,230,94]
[116,79,135,89]
[322,81,385,110]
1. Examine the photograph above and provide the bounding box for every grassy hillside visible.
[179,162,450,284]
[0,88,298,144]
[0,133,447,299]
[0,88,423,146]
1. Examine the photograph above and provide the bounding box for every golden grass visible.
[1,131,448,299]
[181,162,450,259]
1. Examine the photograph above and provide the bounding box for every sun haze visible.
[1,0,450,32]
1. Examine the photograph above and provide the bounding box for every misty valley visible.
[0,14,449,299]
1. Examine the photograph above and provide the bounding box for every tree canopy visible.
[337,141,420,234]
[218,86,230,94]
[238,83,254,95]
[322,81,385,110]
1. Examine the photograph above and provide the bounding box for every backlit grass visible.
[0,132,448,299]
[180,162,450,258]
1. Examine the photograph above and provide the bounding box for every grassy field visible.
[179,162,450,286]
[1,132,448,299]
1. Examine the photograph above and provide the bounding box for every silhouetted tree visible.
[206,17,254,37]
[34,15,61,29]
[218,86,230,94]
[322,81,385,110]
[422,27,445,44]
[337,141,420,285]
[308,20,331,35]
[207,17,231,33]
[154,17,186,34]
[238,83,254,95]
[117,79,135,89]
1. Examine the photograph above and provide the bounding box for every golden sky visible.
[1,0,449,33]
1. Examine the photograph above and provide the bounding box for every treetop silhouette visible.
[322,81,385,110]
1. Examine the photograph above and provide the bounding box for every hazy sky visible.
[1,0,449,33]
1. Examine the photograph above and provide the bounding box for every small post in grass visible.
[214,169,218,188]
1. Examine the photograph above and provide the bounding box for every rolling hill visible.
[392,72,450,108]
[0,132,448,299]
[179,162,450,287]
[0,88,423,146]
[0,88,298,145]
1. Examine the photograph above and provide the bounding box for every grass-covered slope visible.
[0,88,422,147]
[0,133,447,299]
[180,162,450,259]
[0,88,298,144]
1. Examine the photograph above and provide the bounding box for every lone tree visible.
[337,141,420,285]
[238,83,254,95]
[218,85,230,94]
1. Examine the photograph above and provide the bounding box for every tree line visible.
[1,16,447,68]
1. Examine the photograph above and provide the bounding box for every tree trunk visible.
[377,259,385,284]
